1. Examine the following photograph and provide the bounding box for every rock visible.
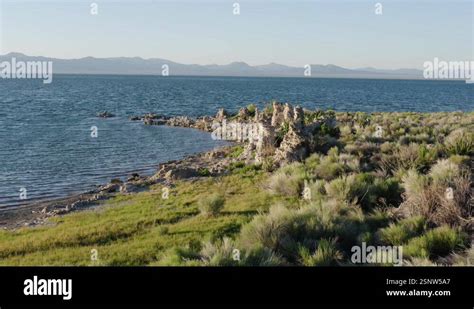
[205,149,226,159]
[99,183,120,193]
[283,103,294,122]
[110,178,123,184]
[254,107,261,122]
[255,123,276,163]
[195,116,214,132]
[166,116,195,127]
[97,111,115,118]
[215,108,228,122]
[271,102,285,127]
[127,173,140,182]
[119,182,143,193]
[129,115,142,121]
[144,118,166,125]
[274,124,307,165]
[293,106,305,128]
[238,107,250,119]
[164,167,198,180]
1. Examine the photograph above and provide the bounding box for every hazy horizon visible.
[1,0,472,70]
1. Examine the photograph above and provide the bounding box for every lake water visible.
[0,75,472,208]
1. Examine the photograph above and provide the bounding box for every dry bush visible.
[265,162,306,197]
[399,167,472,228]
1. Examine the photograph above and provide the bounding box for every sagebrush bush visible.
[324,173,385,210]
[404,226,468,259]
[238,204,296,253]
[378,216,426,245]
[237,199,365,262]
[200,237,239,266]
[444,129,473,156]
[265,162,306,197]
[305,149,356,181]
[429,159,460,186]
[380,143,437,174]
[304,179,326,201]
[298,239,343,266]
[364,208,392,231]
[198,193,225,217]
[448,247,474,266]
[399,167,472,227]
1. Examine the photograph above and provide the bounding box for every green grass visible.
[0,172,280,266]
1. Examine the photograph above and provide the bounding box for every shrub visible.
[338,153,360,172]
[448,155,470,167]
[241,246,286,266]
[400,169,428,208]
[262,157,275,172]
[304,179,326,201]
[228,146,244,158]
[246,104,256,117]
[314,162,345,181]
[198,168,211,177]
[403,257,437,266]
[198,193,225,217]
[444,129,474,156]
[380,143,437,174]
[380,142,394,154]
[231,163,261,175]
[429,159,460,186]
[324,175,356,203]
[237,199,362,262]
[304,153,322,171]
[238,204,296,253]
[298,239,343,266]
[370,177,403,207]
[275,122,290,147]
[157,247,202,266]
[200,237,240,266]
[229,161,246,170]
[265,162,306,197]
[197,238,286,266]
[400,168,472,227]
[364,209,392,231]
[378,216,426,245]
[324,173,377,209]
[404,226,468,259]
[449,247,474,266]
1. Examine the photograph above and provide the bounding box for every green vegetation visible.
[198,193,225,217]
[0,173,279,265]
[0,110,472,266]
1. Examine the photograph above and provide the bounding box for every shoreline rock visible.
[97,111,115,118]
[2,102,336,230]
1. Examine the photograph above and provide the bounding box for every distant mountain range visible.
[0,52,424,79]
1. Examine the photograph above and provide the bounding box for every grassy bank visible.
[0,110,472,266]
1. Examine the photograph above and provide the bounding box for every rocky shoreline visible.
[0,144,241,230]
[1,102,323,229]
[11,101,467,230]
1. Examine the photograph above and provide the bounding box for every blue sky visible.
[0,0,472,69]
